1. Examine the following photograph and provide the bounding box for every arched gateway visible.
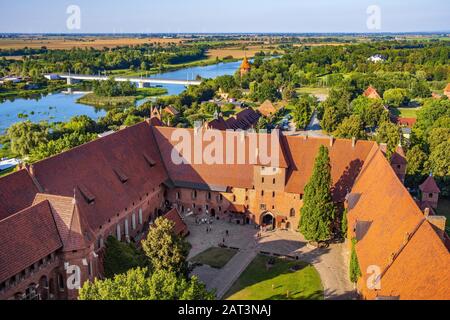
[261,211,276,230]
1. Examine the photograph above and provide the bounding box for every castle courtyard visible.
[185,214,355,300]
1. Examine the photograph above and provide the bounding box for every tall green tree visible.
[341,208,348,238]
[349,238,362,284]
[299,145,336,242]
[7,121,48,157]
[141,217,190,276]
[333,115,366,140]
[291,95,314,130]
[383,88,409,108]
[375,121,401,160]
[78,268,214,300]
[103,236,147,278]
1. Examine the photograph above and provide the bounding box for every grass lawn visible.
[225,255,323,300]
[190,247,238,269]
[296,87,329,96]
[77,87,167,107]
[396,107,420,118]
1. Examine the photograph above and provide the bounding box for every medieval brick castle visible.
[0,121,449,300]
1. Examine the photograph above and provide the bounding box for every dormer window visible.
[114,168,128,184]
[144,154,156,167]
[78,185,95,204]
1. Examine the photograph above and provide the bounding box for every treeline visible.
[3,102,157,162]
[0,44,207,78]
[0,47,48,57]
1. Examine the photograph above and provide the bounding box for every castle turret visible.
[419,175,440,209]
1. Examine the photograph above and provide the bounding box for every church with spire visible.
[240,56,251,77]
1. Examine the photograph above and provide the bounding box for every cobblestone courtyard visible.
[185,214,355,300]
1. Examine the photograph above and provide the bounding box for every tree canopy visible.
[141,217,190,276]
[78,268,215,300]
[299,145,336,242]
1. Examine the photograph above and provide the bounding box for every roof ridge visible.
[31,121,148,166]
[378,219,426,283]
[0,199,51,223]
[150,126,171,181]
[46,199,66,247]
[350,143,380,188]
[35,193,74,201]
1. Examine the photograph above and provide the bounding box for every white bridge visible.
[46,74,202,88]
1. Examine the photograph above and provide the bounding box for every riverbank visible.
[109,56,240,78]
[0,83,69,100]
[77,87,167,107]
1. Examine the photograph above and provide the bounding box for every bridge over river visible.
[45,73,202,88]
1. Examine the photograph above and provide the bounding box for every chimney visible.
[379,143,387,156]
[352,137,356,148]
[29,164,35,177]
[329,136,334,147]
[426,215,447,240]
[424,207,430,217]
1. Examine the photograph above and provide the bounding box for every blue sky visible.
[0,0,449,33]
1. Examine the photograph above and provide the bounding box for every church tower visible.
[240,56,251,77]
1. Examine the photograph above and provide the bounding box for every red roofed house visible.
[444,83,450,99]
[163,105,179,117]
[206,108,260,131]
[396,117,417,128]
[0,121,448,300]
[363,86,382,100]
[258,100,279,118]
[390,146,408,183]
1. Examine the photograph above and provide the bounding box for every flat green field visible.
[296,87,329,95]
[225,255,323,300]
[397,107,420,118]
[190,247,238,269]
[77,87,167,107]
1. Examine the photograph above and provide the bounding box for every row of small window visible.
[188,204,223,211]
[259,204,296,217]
[178,191,224,202]
[0,253,57,293]
[97,209,144,248]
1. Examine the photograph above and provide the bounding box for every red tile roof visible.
[208,108,260,131]
[369,221,450,300]
[33,194,93,252]
[163,208,188,236]
[283,136,376,201]
[0,201,62,283]
[258,100,278,117]
[228,203,247,213]
[348,149,450,300]
[31,122,168,231]
[391,146,407,165]
[153,127,288,189]
[208,117,229,131]
[444,83,450,93]
[419,176,441,194]
[396,117,417,128]
[0,169,39,220]
[363,86,382,99]
[164,105,179,116]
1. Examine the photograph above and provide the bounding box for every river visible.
[0,60,243,133]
